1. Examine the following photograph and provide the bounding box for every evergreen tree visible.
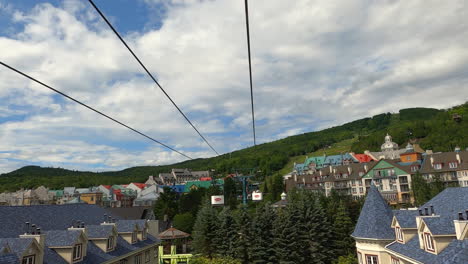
[250,203,277,264]
[235,207,252,264]
[214,207,238,258]
[332,202,355,257]
[273,194,309,264]
[411,172,432,206]
[305,195,334,264]
[192,201,219,258]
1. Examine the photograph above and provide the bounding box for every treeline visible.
[191,190,363,264]
[2,103,467,193]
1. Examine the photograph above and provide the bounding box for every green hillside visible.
[1,103,467,192]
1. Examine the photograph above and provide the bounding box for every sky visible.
[0,0,467,173]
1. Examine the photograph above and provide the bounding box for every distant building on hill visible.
[158,168,211,185]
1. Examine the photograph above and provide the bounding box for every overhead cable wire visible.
[0,61,193,160]
[243,0,257,146]
[88,0,220,156]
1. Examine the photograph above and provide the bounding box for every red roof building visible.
[353,154,374,163]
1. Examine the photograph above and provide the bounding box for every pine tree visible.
[214,207,238,258]
[306,197,334,263]
[273,195,309,264]
[235,207,252,264]
[192,201,219,258]
[250,203,277,264]
[332,202,355,257]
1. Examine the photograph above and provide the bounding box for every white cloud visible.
[0,0,467,173]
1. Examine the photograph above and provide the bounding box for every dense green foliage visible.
[1,103,467,193]
[190,256,241,264]
[191,190,361,264]
[173,212,196,234]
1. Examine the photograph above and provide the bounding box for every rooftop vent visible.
[459,212,465,221]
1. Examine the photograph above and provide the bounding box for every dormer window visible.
[433,163,442,170]
[359,171,364,177]
[132,231,138,243]
[73,244,83,261]
[22,255,35,264]
[107,236,115,251]
[395,226,403,242]
[423,232,435,252]
[449,162,458,169]
[411,165,419,172]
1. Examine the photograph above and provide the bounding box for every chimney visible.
[456,153,461,164]
[466,210,468,220]
[430,156,434,166]
[329,166,333,173]
[430,205,434,215]
[20,223,46,263]
[459,212,464,220]
[24,222,30,234]
[364,164,368,172]
[424,207,429,216]
[418,209,423,216]
[103,214,107,223]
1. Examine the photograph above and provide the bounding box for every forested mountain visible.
[1,102,467,192]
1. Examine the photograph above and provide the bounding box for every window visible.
[22,255,35,264]
[434,163,442,170]
[391,257,400,264]
[424,232,435,252]
[132,231,138,243]
[73,244,82,261]
[406,156,411,161]
[135,254,142,264]
[145,250,150,262]
[411,166,419,172]
[449,162,458,169]
[357,252,363,264]
[395,226,404,242]
[107,236,115,250]
[366,255,378,264]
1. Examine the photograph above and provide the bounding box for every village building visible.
[0,204,160,264]
[353,185,468,264]
[420,148,468,186]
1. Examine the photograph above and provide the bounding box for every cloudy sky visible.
[0,0,467,173]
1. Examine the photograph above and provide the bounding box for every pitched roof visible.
[386,237,468,264]
[352,185,394,239]
[422,217,455,235]
[105,207,151,220]
[0,253,19,264]
[86,225,114,239]
[130,183,146,189]
[115,220,146,233]
[420,151,468,174]
[158,227,190,240]
[0,204,121,238]
[45,230,82,247]
[0,238,34,259]
[393,210,419,228]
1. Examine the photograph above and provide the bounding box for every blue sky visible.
[0,0,467,173]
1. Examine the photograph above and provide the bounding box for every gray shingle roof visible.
[0,253,19,264]
[423,217,455,235]
[0,204,121,238]
[86,225,114,239]
[45,230,81,247]
[0,204,158,264]
[419,187,468,234]
[393,210,419,228]
[386,237,468,264]
[116,220,146,233]
[352,185,394,239]
[0,238,34,259]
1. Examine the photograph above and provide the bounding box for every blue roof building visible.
[0,204,159,264]
[353,187,468,264]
